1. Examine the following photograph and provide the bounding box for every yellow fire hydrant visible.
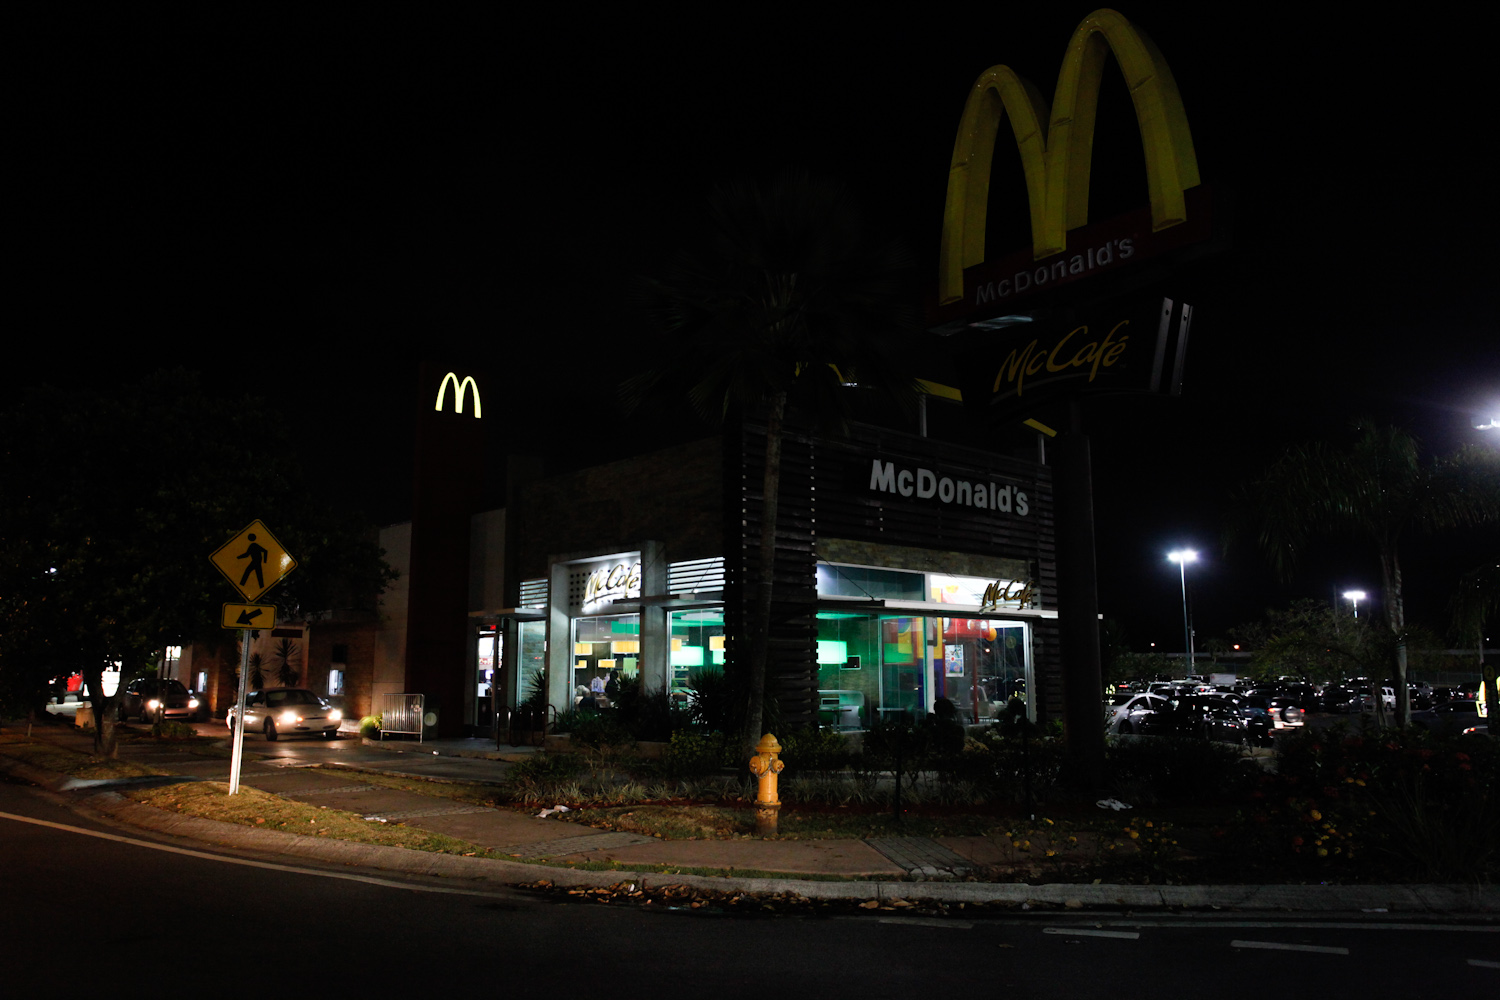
[748,733,785,836]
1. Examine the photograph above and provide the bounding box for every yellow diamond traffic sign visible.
[221,603,277,630]
[210,520,296,602]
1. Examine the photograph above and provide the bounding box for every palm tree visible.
[271,637,301,688]
[623,171,922,754]
[1235,421,1500,725]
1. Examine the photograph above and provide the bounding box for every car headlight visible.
[329,709,342,722]
[188,698,199,709]
[280,710,299,725]
[147,699,160,710]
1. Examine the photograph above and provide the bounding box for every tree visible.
[1229,598,1380,684]
[0,370,395,755]
[1450,560,1499,724]
[623,172,922,753]
[1233,421,1500,725]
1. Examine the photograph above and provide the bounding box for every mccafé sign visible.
[985,295,1189,404]
[936,9,1208,317]
[582,560,642,612]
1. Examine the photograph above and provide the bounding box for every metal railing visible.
[381,693,424,743]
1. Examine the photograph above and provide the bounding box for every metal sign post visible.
[227,630,253,795]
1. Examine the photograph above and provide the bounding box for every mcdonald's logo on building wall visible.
[935,8,1214,320]
[434,372,482,418]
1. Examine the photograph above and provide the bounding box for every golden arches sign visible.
[434,372,482,418]
[939,8,1200,305]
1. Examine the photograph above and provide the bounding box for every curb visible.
[4,752,1498,914]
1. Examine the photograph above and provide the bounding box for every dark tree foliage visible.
[623,171,923,754]
[0,370,394,754]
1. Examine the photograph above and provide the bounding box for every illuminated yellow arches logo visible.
[939,8,1200,305]
[434,372,481,418]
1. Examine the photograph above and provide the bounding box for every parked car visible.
[1244,694,1304,729]
[118,678,199,723]
[1319,684,1358,713]
[1107,693,1171,735]
[45,692,89,717]
[1410,700,1481,735]
[226,688,342,741]
[1138,696,1247,744]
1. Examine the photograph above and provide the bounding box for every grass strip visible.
[314,766,504,806]
[0,741,169,780]
[566,803,1009,841]
[126,781,508,858]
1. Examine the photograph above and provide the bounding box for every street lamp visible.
[1167,550,1198,674]
[1343,589,1367,618]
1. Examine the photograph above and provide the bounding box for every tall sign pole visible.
[210,520,296,795]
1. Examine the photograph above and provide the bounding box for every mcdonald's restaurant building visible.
[277,363,1061,738]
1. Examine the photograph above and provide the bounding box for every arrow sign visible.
[221,603,276,631]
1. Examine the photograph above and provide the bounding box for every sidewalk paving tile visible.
[552,837,906,876]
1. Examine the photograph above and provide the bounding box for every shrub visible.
[1106,735,1246,804]
[685,665,735,733]
[777,726,853,773]
[358,714,381,739]
[1261,725,1500,880]
[566,711,635,759]
[660,730,733,780]
[150,721,197,740]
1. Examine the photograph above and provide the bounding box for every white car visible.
[227,688,342,741]
[1106,693,1170,735]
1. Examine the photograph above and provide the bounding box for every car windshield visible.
[265,689,322,707]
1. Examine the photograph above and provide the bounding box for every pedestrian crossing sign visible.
[210,520,296,602]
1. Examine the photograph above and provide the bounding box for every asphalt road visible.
[3,775,1494,997]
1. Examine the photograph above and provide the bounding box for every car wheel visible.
[264,719,278,742]
[322,729,338,739]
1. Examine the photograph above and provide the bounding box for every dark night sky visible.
[13,7,1497,652]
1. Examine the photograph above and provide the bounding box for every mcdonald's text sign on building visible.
[931,8,1217,331]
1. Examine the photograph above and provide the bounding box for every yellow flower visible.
[1317,848,1328,857]
[1309,809,1322,820]
[1046,849,1057,857]
[1129,830,1140,839]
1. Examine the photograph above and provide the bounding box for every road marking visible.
[1231,940,1349,955]
[0,809,504,898]
[1468,959,1500,968]
[1044,927,1140,940]
[879,917,973,930]
[1034,918,1499,934]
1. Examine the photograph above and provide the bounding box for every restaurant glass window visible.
[516,620,545,709]
[933,618,1030,725]
[572,614,639,708]
[669,609,725,704]
[814,613,1033,728]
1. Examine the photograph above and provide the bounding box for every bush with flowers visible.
[1248,724,1500,881]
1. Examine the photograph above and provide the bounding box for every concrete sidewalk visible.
[4,722,1498,914]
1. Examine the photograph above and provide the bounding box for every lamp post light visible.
[1167,550,1198,674]
[1343,589,1367,618]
